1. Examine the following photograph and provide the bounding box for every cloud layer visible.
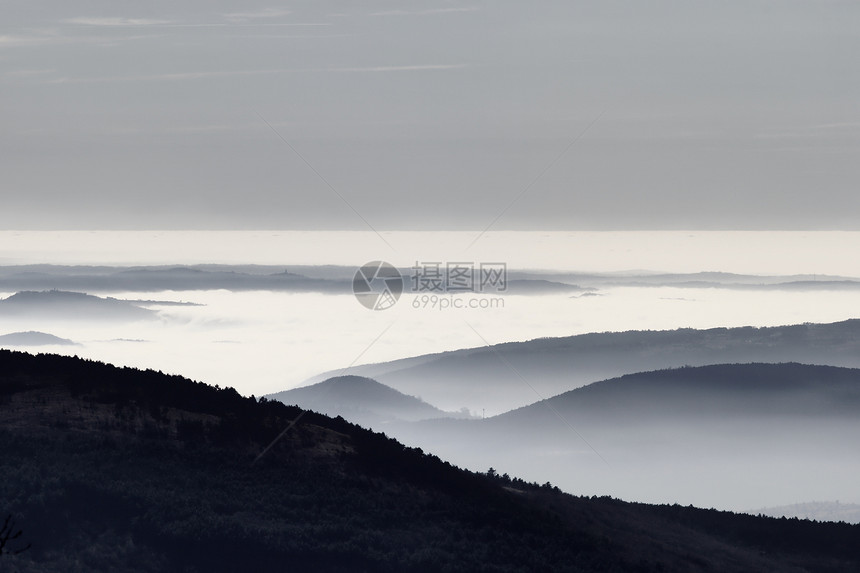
[2,0,859,230]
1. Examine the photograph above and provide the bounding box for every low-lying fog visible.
[2,285,859,401]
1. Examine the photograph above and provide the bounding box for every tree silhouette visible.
[0,515,30,556]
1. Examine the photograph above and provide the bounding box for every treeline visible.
[2,349,860,572]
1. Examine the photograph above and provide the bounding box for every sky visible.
[2,0,859,231]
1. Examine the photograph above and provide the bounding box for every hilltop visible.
[269,375,465,426]
[0,290,155,322]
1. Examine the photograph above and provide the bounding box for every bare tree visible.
[0,514,30,556]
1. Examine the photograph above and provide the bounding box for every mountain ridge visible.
[269,375,468,425]
[304,319,860,413]
[3,349,860,571]
[380,362,860,511]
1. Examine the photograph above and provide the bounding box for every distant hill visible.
[748,502,860,524]
[0,331,77,346]
[503,279,593,294]
[501,362,860,422]
[0,265,345,293]
[389,363,860,512]
[2,350,860,572]
[0,264,591,295]
[0,290,155,322]
[523,270,860,290]
[305,319,860,413]
[269,375,466,426]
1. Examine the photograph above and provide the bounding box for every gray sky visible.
[2,0,859,230]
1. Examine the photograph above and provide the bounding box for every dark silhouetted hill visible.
[501,362,860,423]
[269,375,467,426]
[3,350,860,572]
